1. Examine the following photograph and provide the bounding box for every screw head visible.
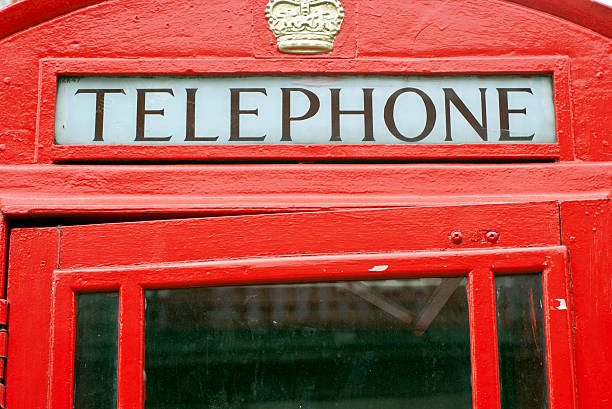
[450,231,463,244]
[486,231,500,243]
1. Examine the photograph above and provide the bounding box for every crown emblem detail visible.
[266,0,345,54]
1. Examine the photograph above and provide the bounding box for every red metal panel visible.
[5,227,60,409]
[0,214,6,298]
[0,0,610,43]
[58,202,561,269]
[0,163,609,219]
[47,144,563,163]
[560,199,612,409]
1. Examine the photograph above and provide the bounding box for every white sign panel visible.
[55,75,556,145]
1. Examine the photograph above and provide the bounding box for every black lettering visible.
[330,88,374,142]
[384,88,436,142]
[75,89,126,142]
[498,88,535,141]
[185,88,218,141]
[135,89,174,141]
[229,88,267,141]
[281,88,320,142]
[444,88,488,141]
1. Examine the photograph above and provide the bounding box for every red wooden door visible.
[6,203,575,409]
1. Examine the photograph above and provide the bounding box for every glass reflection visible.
[496,274,549,409]
[144,278,472,409]
[73,292,119,409]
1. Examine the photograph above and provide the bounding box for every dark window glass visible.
[73,292,119,409]
[144,278,472,409]
[496,274,548,409]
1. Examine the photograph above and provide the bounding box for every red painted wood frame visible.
[6,203,575,409]
[37,56,572,163]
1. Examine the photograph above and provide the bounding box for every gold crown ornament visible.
[266,0,345,54]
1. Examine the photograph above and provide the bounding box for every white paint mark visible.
[594,0,612,7]
[369,265,389,272]
[555,299,568,310]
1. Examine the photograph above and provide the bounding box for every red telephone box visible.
[0,0,611,408]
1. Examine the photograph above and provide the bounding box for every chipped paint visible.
[555,299,568,310]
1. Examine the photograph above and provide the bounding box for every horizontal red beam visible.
[54,246,566,289]
[54,203,561,269]
[0,163,610,218]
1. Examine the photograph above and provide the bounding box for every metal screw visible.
[486,231,500,243]
[450,232,463,244]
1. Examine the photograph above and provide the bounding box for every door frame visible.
[6,203,576,409]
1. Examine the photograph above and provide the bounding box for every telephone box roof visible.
[0,0,610,42]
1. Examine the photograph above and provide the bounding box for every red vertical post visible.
[0,213,6,299]
[560,199,612,409]
[542,251,577,409]
[0,213,6,409]
[468,267,501,409]
[117,283,145,409]
[47,280,77,409]
[5,228,60,409]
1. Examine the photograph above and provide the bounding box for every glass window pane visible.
[496,274,548,409]
[74,292,119,409]
[144,278,472,409]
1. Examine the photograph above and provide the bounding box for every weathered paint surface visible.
[0,0,607,162]
[0,1,610,409]
[57,202,562,268]
[0,213,6,296]
[0,163,609,218]
[1,0,611,44]
[6,228,59,409]
[561,200,612,408]
[11,208,574,409]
